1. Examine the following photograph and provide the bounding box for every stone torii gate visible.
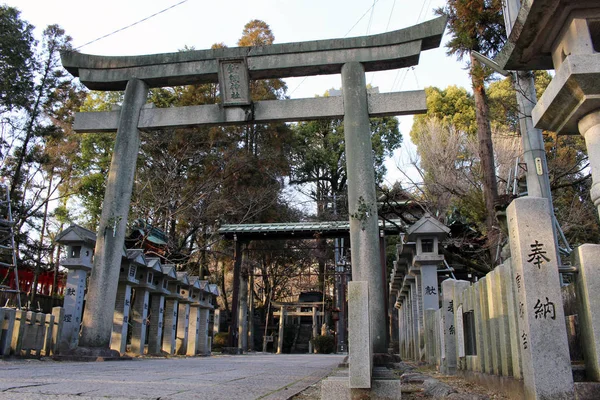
[61,16,445,374]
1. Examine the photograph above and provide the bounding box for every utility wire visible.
[75,0,189,50]
[291,0,382,96]
[344,0,382,37]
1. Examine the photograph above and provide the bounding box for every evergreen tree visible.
[436,0,507,263]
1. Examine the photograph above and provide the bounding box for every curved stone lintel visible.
[61,17,446,90]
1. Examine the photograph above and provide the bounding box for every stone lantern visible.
[498,0,600,216]
[406,214,449,311]
[55,225,96,352]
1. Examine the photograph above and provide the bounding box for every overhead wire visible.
[290,0,382,96]
[75,0,189,50]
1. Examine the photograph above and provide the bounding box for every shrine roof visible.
[218,219,404,241]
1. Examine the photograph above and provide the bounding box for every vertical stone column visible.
[349,281,372,389]
[424,309,437,365]
[310,306,318,353]
[472,282,486,373]
[416,275,425,360]
[229,240,242,347]
[441,280,470,374]
[500,258,522,379]
[147,294,165,354]
[507,197,574,398]
[61,269,88,352]
[478,278,492,374]
[420,265,439,310]
[238,267,248,352]
[130,288,150,355]
[579,113,600,220]
[342,61,386,353]
[187,306,199,356]
[162,299,178,355]
[110,282,132,354]
[176,303,190,354]
[213,309,220,337]
[410,280,419,361]
[573,244,600,381]
[198,308,210,355]
[80,78,149,349]
[277,308,286,354]
[493,265,512,377]
[248,272,254,352]
[486,271,502,375]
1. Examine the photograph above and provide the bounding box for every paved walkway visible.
[0,353,345,400]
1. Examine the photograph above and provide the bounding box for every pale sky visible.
[9,0,473,188]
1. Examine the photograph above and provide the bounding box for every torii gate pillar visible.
[342,62,387,353]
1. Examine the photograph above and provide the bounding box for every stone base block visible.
[221,347,242,355]
[321,376,401,400]
[575,382,600,400]
[53,346,130,362]
[373,353,402,367]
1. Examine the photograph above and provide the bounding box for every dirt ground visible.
[291,363,510,399]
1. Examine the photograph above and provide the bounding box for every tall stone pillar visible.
[238,266,248,352]
[176,303,190,354]
[573,244,600,381]
[187,306,200,356]
[507,197,574,398]
[109,283,132,354]
[277,308,286,354]
[310,306,318,353]
[441,279,470,374]
[162,299,178,355]
[198,308,210,355]
[130,288,150,355]
[579,113,600,219]
[341,61,386,353]
[420,265,438,310]
[147,294,165,354]
[213,309,220,336]
[60,269,88,352]
[80,78,149,349]
[248,272,254,352]
[410,280,419,360]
